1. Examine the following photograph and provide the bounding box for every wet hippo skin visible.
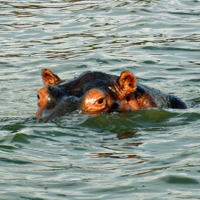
[36,69,187,122]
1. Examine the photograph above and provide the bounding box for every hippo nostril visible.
[37,94,40,99]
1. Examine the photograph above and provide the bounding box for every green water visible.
[1,0,200,199]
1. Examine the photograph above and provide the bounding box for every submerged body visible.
[36,69,187,122]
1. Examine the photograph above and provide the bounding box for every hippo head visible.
[36,69,140,122]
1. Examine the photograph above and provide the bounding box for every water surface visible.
[1,0,200,199]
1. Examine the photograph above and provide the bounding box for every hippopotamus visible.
[36,69,187,122]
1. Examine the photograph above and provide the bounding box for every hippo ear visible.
[118,71,137,98]
[42,69,61,85]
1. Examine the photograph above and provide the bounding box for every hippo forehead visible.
[58,71,118,96]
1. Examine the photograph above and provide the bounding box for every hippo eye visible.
[97,98,104,104]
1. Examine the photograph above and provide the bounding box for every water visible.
[1,0,200,199]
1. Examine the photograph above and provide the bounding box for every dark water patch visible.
[142,60,157,64]
[21,197,44,200]
[181,111,200,122]
[137,77,168,82]
[191,97,200,104]
[0,144,18,151]
[162,175,199,184]
[11,133,31,144]
[2,123,25,134]
[96,58,109,64]
[78,109,190,134]
[76,64,87,69]
[188,61,200,66]
[79,114,140,131]
[1,117,37,133]
[166,67,186,71]
[0,157,32,165]
[186,78,200,83]
[143,46,200,52]
[169,11,200,16]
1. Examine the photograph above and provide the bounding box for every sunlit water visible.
[1,0,200,199]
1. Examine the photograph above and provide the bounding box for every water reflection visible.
[90,152,138,159]
[116,131,138,139]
